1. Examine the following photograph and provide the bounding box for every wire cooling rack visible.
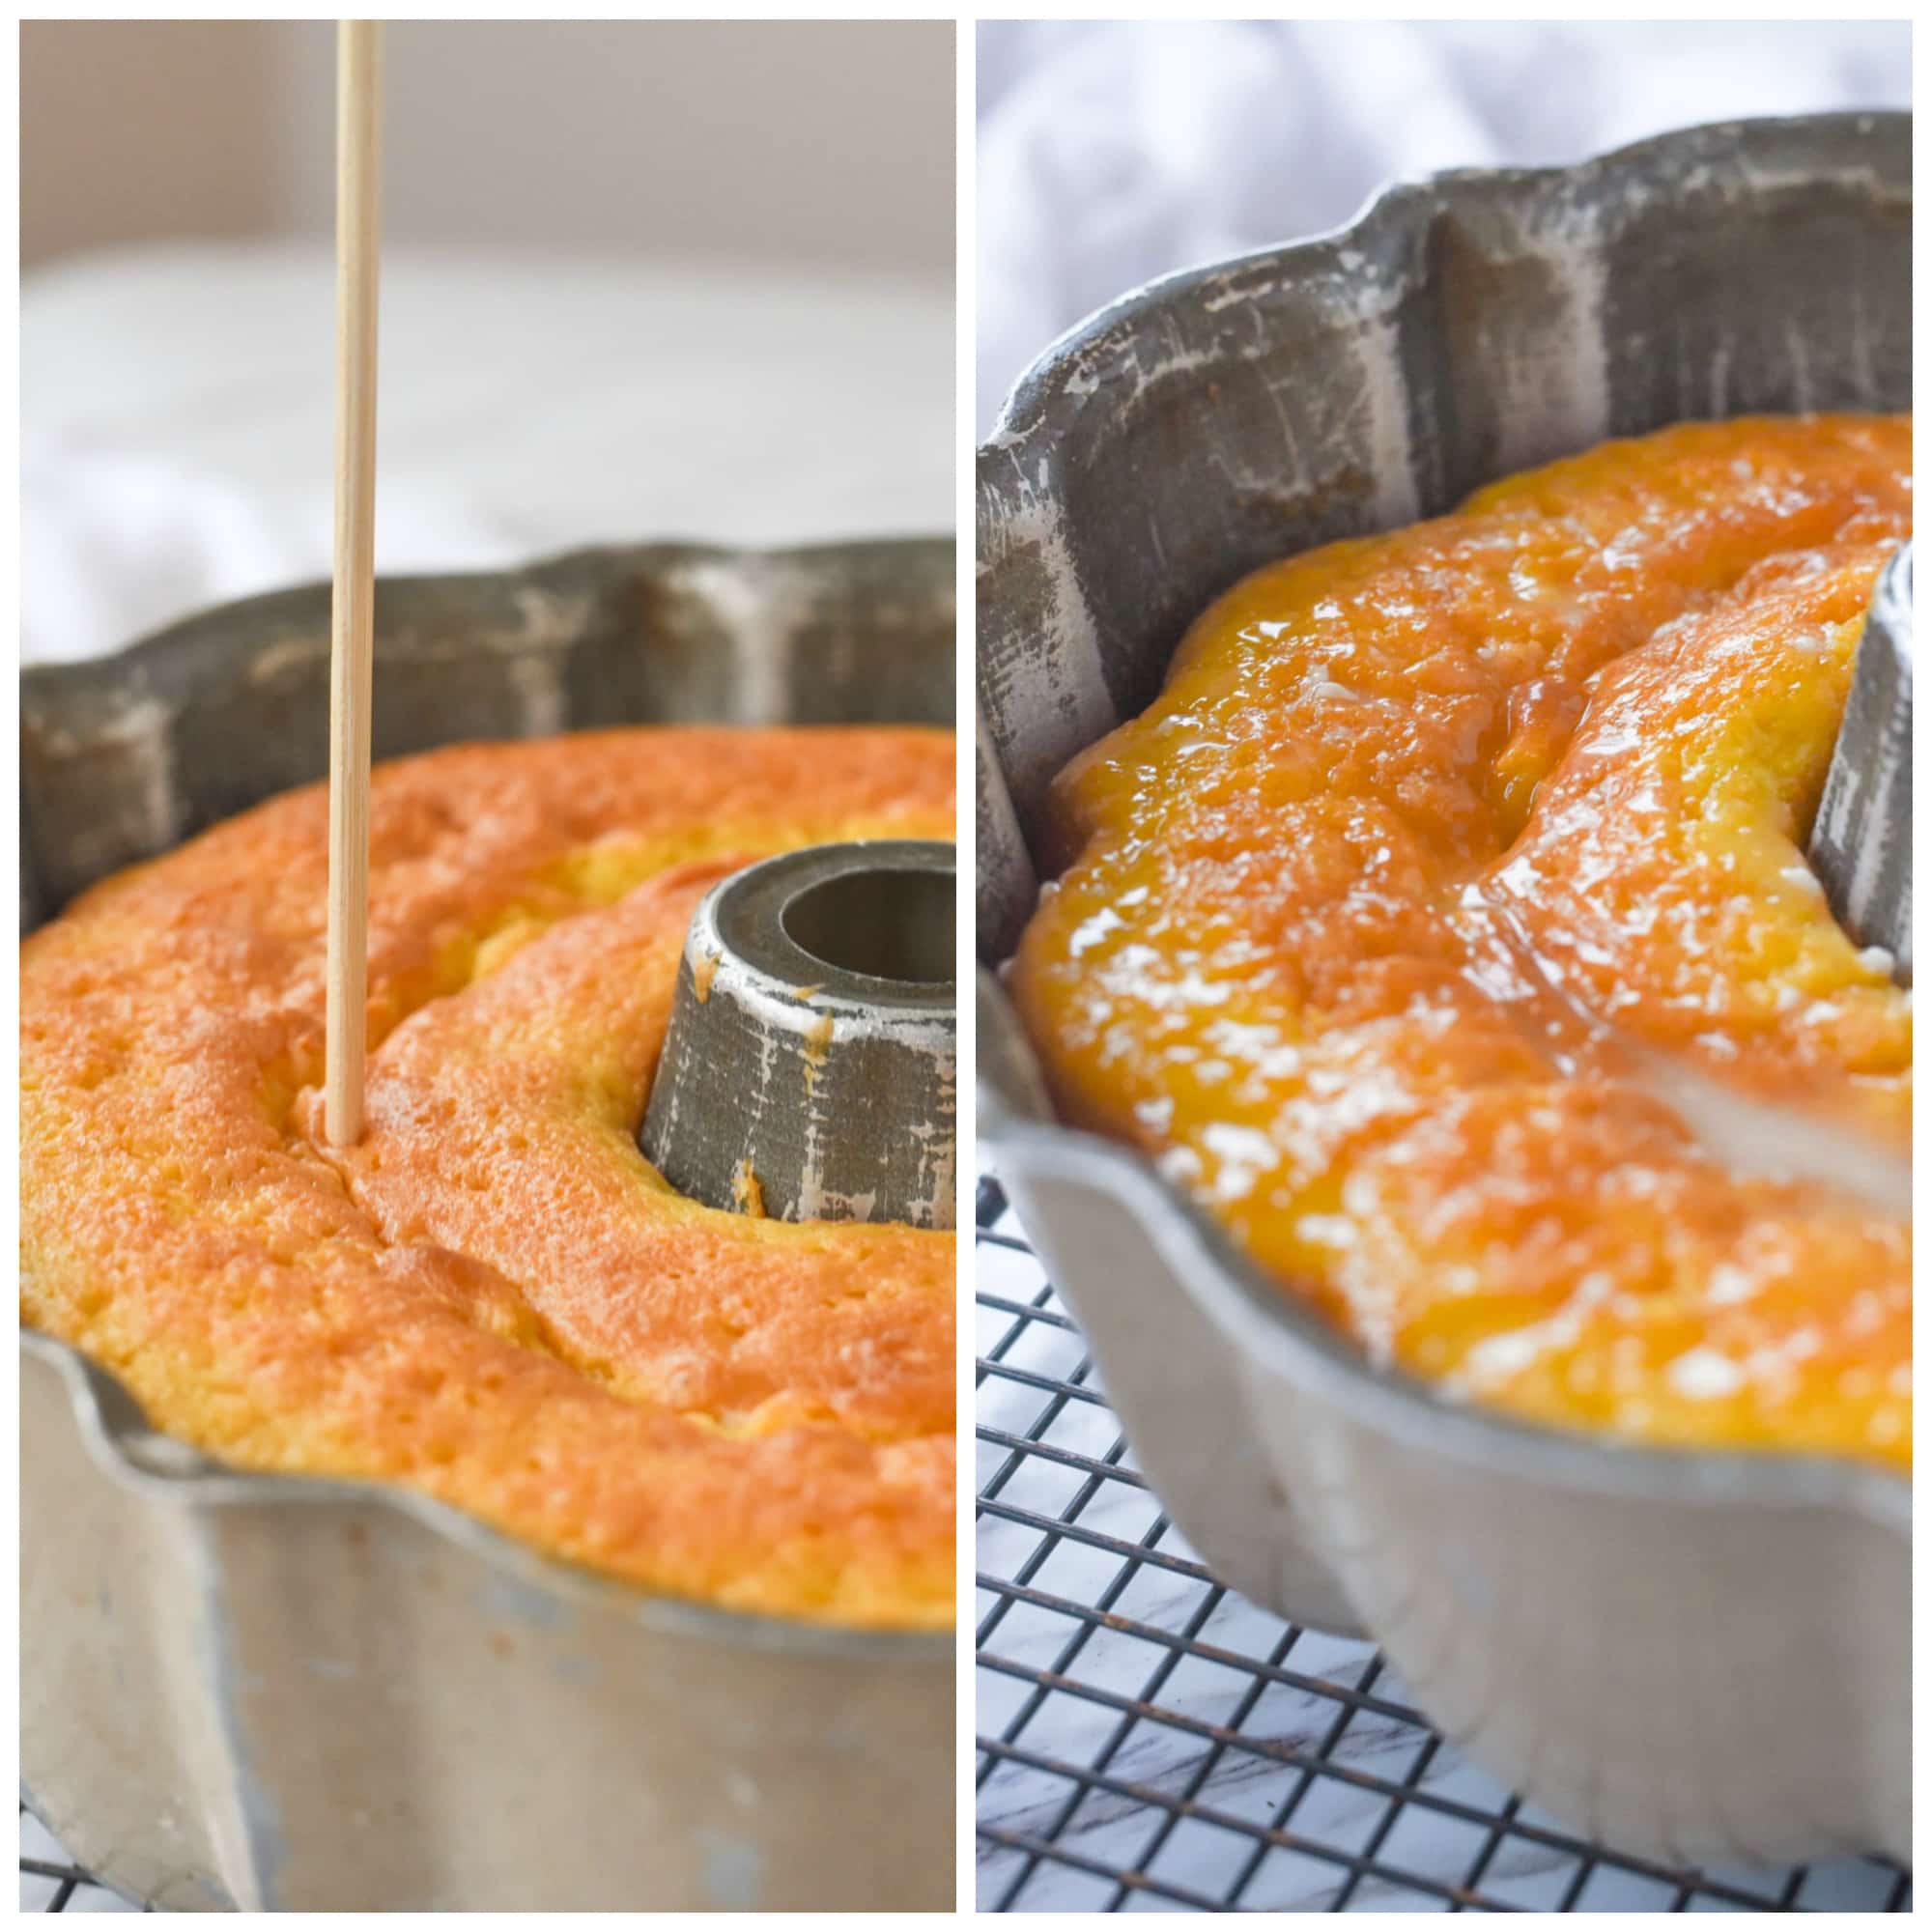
[18,1807,141,1914]
[975,1174,1912,1915]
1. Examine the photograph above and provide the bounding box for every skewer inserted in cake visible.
[640,841,957,1229]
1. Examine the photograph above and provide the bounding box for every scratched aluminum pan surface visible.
[21,536,954,1912]
[977,115,1910,1863]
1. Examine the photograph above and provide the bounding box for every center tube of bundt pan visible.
[1808,540,1911,985]
[639,841,957,1229]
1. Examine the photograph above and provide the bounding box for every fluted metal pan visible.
[977,114,1909,1865]
[22,537,954,1912]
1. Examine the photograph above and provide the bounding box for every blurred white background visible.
[22,20,954,663]
[977,19,1910,436]
[24,20,951,275]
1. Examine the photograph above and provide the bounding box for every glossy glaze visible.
[1015,417,1910,1466]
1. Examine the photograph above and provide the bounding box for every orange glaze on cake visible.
[1013,417,1910,1468]
[22,727,955,1627]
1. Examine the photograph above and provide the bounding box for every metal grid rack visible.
[19,1808,141,1914]
[975,1175,1912,1915]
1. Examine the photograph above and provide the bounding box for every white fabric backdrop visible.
[23,24,1912,662]
[977,19,1910,436]
[22,243,952,665]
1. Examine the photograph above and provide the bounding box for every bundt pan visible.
[21,537,954,1911]
[977,114,1910,1865]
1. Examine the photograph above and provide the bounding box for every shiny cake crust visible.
[1014,417,1909,1468]
[22,726,954,1628]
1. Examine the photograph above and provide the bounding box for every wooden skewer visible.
[325,19,383,1147]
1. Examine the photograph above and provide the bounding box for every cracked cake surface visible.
[22,724,955,1628]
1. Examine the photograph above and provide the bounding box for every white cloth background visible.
[977,18,1910,436]
[22,242,952,665]
[23,24,1912,662]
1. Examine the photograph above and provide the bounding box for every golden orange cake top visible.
[1014,416,1910,1468]
[22,726,955,1628]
